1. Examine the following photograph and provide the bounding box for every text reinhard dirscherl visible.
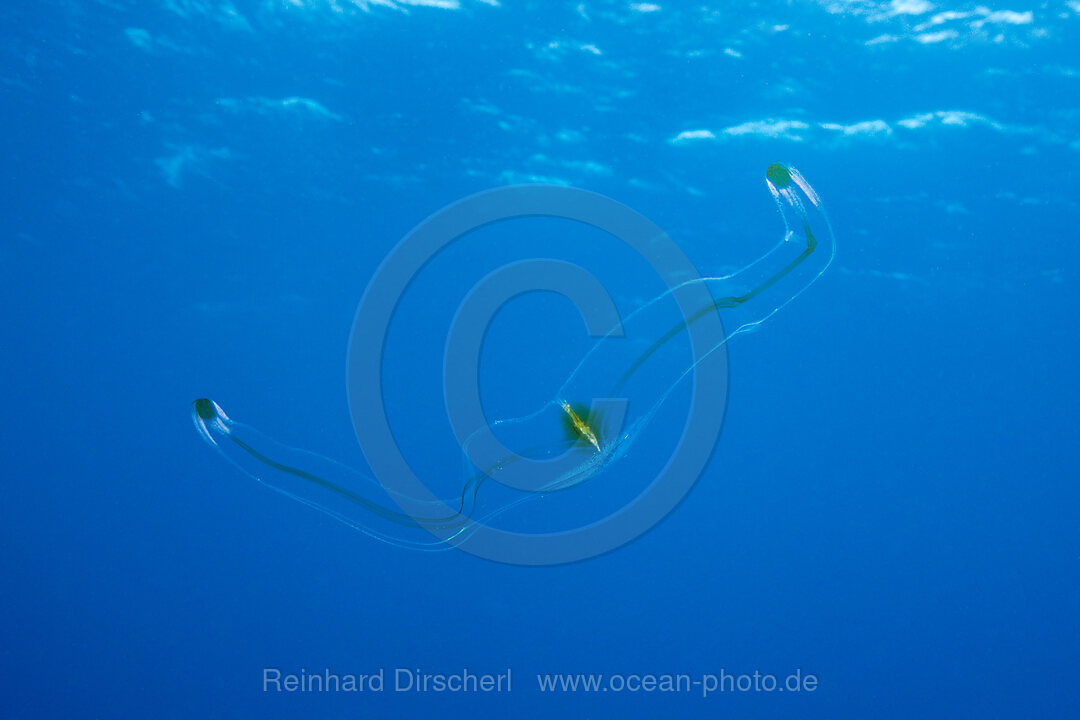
[262,668,820,698]
[263,668,512,694]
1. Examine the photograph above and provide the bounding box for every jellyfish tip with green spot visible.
[766,162,793,189]
[193,398,217,421]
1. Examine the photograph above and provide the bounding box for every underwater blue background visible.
[2,0,1078,717]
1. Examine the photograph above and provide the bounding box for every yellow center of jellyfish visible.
[560,402,602,452]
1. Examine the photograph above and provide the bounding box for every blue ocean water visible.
[2,0,1078,717]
